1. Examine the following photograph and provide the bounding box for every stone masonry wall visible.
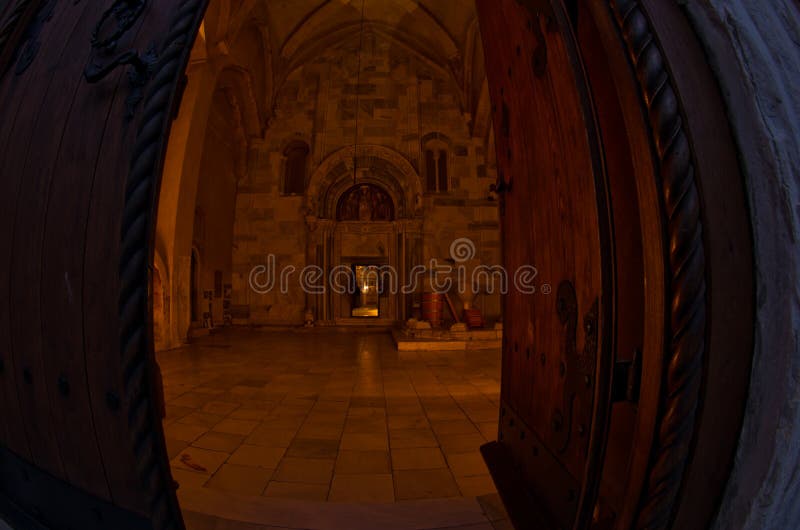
[232,32,500,326]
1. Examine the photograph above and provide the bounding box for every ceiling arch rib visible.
[280,0,459,64]
[273,23,467,115]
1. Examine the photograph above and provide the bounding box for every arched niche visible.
[306,145,423,221]
[336,184,396,222]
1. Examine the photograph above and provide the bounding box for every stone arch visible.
[306,145,424,220]
[156,53,268,349]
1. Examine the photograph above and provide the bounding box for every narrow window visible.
[437,149,448,192]
[425,149,437,192]
[423,136,450,193]
[283,141,310,195]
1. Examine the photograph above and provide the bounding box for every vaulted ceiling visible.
[266,0,475,60]
[199,0,488,136]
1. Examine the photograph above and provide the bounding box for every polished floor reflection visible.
[158,329,508,529]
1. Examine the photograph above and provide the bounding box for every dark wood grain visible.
[13,0,115,499]
[0,0,204,525]
[476,0,612,527]
[0,0,89,479]
[83,0,189,515]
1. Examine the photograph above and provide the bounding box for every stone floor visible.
[158,328,508,529]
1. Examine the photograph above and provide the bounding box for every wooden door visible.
[476,1,755,530]
[477,0,614,528]
[0,1,207,529]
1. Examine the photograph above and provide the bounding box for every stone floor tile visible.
[170,392,214,409]
[213,418,259,436]
[438,434,486,455]
[334,450,391,474]
[328,474,395,503]
[391,447,447,470]
[245,426,298,448]
[205,463,273,495]
[192,431,246,453]
[159,330,502,507]
[389,428,439,449]
[202,401,241,416]
[477,422,498,441]
[171,447,229,476]
[455,475,497,497]
[228,444,286,469]
[296,422,344,440]
[171,468,210,489]
[260,415,307,430]
[165,422,209,443]
[340,432,389,451]
[347,406,387,419]
[446,453,490,477]
[343,417,388,434]
[431,419,481,436]
[179,510,216,530]
[285,437,340,459]
[425,408,468,421]
[165,437,190,459]
[394,469,460,500]
[273,457,334,484]
[263,481,329,501]
[179,411,225,428]
[388,415,431,431]
[228,408,273,421]
[165,404,195,421]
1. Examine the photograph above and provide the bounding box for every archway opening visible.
[146,1,755,530]
[154,1,507,527]
[0,0,762,529]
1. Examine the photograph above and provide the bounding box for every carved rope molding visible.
[609,1,707,529]
[119,0,208,529]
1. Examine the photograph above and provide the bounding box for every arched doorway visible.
[301,146,426,326]
[0,1,781,530]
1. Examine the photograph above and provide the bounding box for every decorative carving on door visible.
[118,1,209,529]
[609,1,708,529]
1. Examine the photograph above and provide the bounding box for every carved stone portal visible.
[337,184,395,222]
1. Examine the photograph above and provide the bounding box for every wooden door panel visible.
[12,0,126,498]
[0,0,90,482]
[0,0,207,527]
[82,0,188,513]
[477,0,611,528]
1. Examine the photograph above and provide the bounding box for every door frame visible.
[0,0,753,530]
